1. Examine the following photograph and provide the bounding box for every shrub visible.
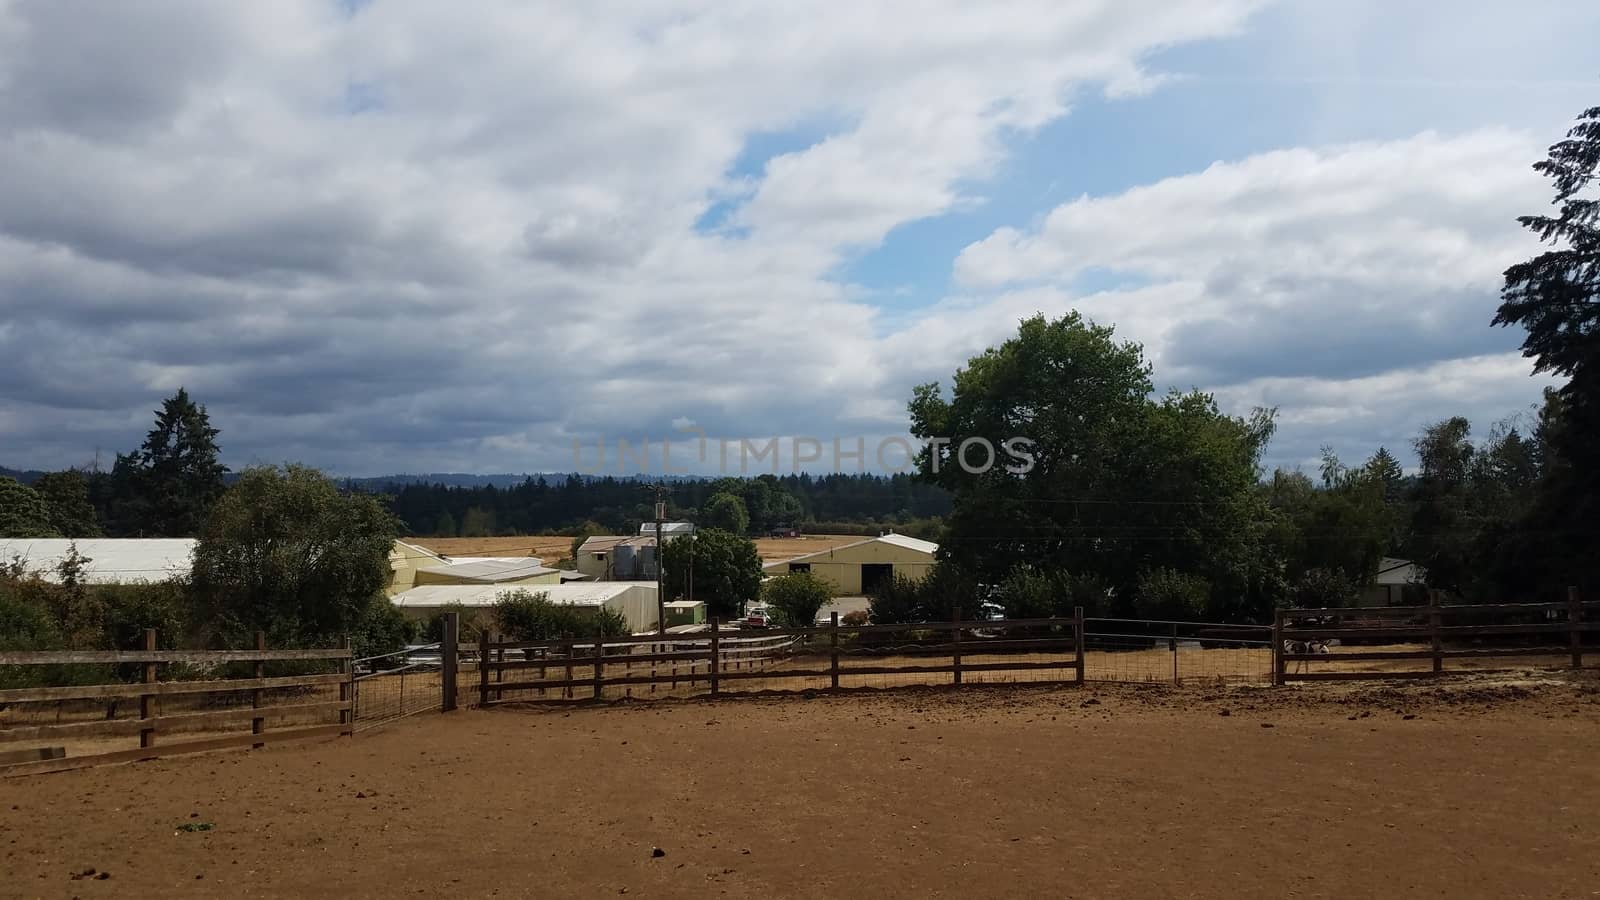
[1133,568,1210,620]
[841,609,870,627]
[493,589,628,641]
[762,572,833,627]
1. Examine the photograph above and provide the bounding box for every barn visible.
[389,582,662,633]
[761,533,938,595]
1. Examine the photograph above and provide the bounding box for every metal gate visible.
[351,643,445,732]
[1082,618,1272,684]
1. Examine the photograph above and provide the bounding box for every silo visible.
[612,543,636,580]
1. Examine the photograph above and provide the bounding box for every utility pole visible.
[650,483,669,634]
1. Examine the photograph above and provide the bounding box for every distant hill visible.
[0,466,45,485]
[341,472,715,491]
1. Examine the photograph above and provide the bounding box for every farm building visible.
[413,557,562,587]
[1361,557,1426,606]
[390,582,662,633]
[575,535,658,581]
[639,522,695,538]
[762,532,938,595]
[664,599,707,627]
[388,540,447,595]
[0,538,194,584]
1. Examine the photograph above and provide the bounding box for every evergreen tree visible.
[108,388,227,536]
[1495,103,1600,596]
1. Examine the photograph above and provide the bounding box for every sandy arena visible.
[3,676,1598,899]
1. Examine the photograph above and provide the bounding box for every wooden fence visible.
[1273,589,1597,683]
[0,630,353,777]
[471,609,1087,706]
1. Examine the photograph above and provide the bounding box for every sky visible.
[0,0,1594,478]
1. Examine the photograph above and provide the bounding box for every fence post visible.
[951,606,962,685]
[1429,597,1443,675]
[1271,609,1284,686]
[709,617,720,696]
[339,635,353,735]
[478,628,491,707]
[441,612,459,712]
[830,611,840,690]
[1170,621,1179,684]
[592,629,604,701]
[251,630,266,748]
[139,628,158,750]
[1074,606,1085,684]
[1570,586,1583,669]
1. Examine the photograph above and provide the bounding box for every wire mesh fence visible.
[1082,619,1273,686]
[352,644,443,732]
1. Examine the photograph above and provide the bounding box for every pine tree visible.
[109,388,228,536]
[32,470,102,537]
[1494,103,1600,596]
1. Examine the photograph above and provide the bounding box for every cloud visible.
[0,0,1269,473]
[0,1,1570,478]
[951,130,1557,468]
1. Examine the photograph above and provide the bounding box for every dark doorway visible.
[861,563,893,596]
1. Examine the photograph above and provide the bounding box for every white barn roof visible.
[417,558,560,583]
[390,582,652,609]
[0,538,195,584]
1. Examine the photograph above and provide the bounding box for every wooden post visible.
[951,606,963,685]
[1569,586,1583,669]
[592,630,604,701]
[441,612,459,712]
[1073,606,1085,684]
[564,639,575,700]
[339,635,353,735]
[709,618,720,696]
[1429,598,1443,675]
[830,611,840,690]
[494,638,505,703]
[251,631,266,748]
[1170,621,1179,684]
[139,628,158,750]
[478,628,491,707]
[1271,609,1284,686]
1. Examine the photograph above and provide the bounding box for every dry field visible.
[751,533,861,562]
[406,535,575,562]
[4,675,1598,898]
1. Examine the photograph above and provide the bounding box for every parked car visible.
[744,606,772,627]
[978,601,1006,622]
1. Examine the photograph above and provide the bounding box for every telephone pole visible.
[650,483,669,634]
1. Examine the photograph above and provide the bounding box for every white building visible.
[0,538,195,584]
[389,582,661,633]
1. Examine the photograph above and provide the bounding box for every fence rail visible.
[1273,589,1596,683]
[470,608,1086,706]
[0,630,353,776]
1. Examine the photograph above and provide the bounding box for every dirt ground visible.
[4,675,1598,899]
[751,534,864,562]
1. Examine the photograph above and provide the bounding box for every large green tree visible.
[0,477,58,538]
[189,465,408,655]
[701,492,750,535]
[658,528,762,620]
[32,470,101,538]
[908,312,1275,619]
[1494,103,1600,596]
[108,388,228,536]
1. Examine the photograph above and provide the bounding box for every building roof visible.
[762,532,939,569]
[638,522,695,536]
[391,540,445,561]
[0,538,195,584]
[577,535,630,554]
[664,600,704,609]
[558,571,591,582]
[1374,557,1423,585]
[415,558,560,583]
[390,582,654,609]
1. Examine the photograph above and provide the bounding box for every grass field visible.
[3,675,1597,898]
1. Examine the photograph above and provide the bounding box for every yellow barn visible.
[762,533,938,595]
